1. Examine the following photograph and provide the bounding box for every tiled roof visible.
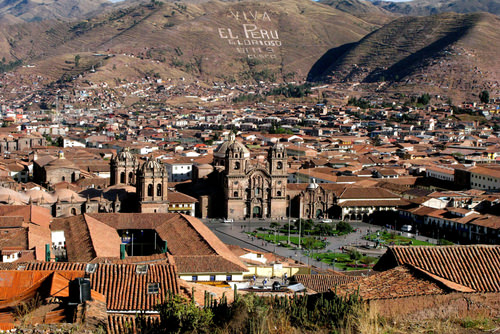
[340,187,399,199]
[338,199,409,207]
[174,255,246,274]
[107,314,159,334]
[293,274,361,293]
[24,262,180,311]
[53,213,247,274]
[374,245,500,292]
[51,215,96,262]
[338,266,451,300]
[167,191,198,203]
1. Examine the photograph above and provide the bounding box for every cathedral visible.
[214,134,288,220]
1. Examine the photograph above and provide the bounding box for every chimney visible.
[120,244,126,260]
[45,244,51,262]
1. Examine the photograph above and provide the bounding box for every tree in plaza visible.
[348,249,362,264]
[294,219,314,236]
[336,221,353,234]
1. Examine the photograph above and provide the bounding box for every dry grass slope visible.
[0,0,380,84]
[308,12,500,99]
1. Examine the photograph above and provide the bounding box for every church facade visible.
[214,135,288,220]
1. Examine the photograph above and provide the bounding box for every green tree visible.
[302,237,320,250]
[417,93,430,105]
[74,54,81,67]
[295,219,314,235]
[348,249,362,263]
[336,221,353,234]
[479,90,490,104]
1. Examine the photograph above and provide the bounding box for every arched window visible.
[120,172,126,183]
[62,176,65,181]
[71,208,77,215]
[255,187,260,195]
[157,184,162,197]
[277,191,282,196]
[234,161,240,170]
[148,184,153,197]
[128,172,134,184]
[277,161,283,170]
[234,191,239,197]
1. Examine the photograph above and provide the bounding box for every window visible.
[136,265,148,274]
[147,283,160,294]
[234,191,239,197]
[210,275,216,281]
[148,184,153,196]
[226,275,232,281]
[192,275,198,282]
[255,187,260,195]
[120,172,126,183]
[234,161,240,170]
[277,191,282,196]
[157,184,162,197]
[277,161,283,170]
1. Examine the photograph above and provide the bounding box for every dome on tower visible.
[307,178,319,190]
[214,135,250,159]
[114,148,135,162]
[140,158,163,173]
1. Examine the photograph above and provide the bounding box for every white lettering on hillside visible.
[218,10,281,59]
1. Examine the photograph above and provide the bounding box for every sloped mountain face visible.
[0,0,379,84]
[0,0,112,23]
[319,0,396,24]
[371,0,500,16]
[308,12,500,97]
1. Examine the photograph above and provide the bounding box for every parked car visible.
[401,225,412,232]
[321,219,333,223]
[223,218,234,223]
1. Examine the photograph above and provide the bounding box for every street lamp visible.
[298,218,302,249]
[288,202,291,245]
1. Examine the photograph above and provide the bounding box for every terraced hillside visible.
[371,0,500,16]
[308,12,500,99]
[0,0,379,84]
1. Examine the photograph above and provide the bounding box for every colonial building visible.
[217,134,287,220]
[33,151,81,188]
[109,149,169,213]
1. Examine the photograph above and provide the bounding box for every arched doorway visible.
[316,209,323,218]
[253,206,262,218]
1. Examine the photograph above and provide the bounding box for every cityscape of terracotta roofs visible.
[0,36,499,334]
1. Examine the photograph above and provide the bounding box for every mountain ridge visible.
[308,12,500,100]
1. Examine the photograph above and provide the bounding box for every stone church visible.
[109,149,169,213]
[211,134,288,220]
